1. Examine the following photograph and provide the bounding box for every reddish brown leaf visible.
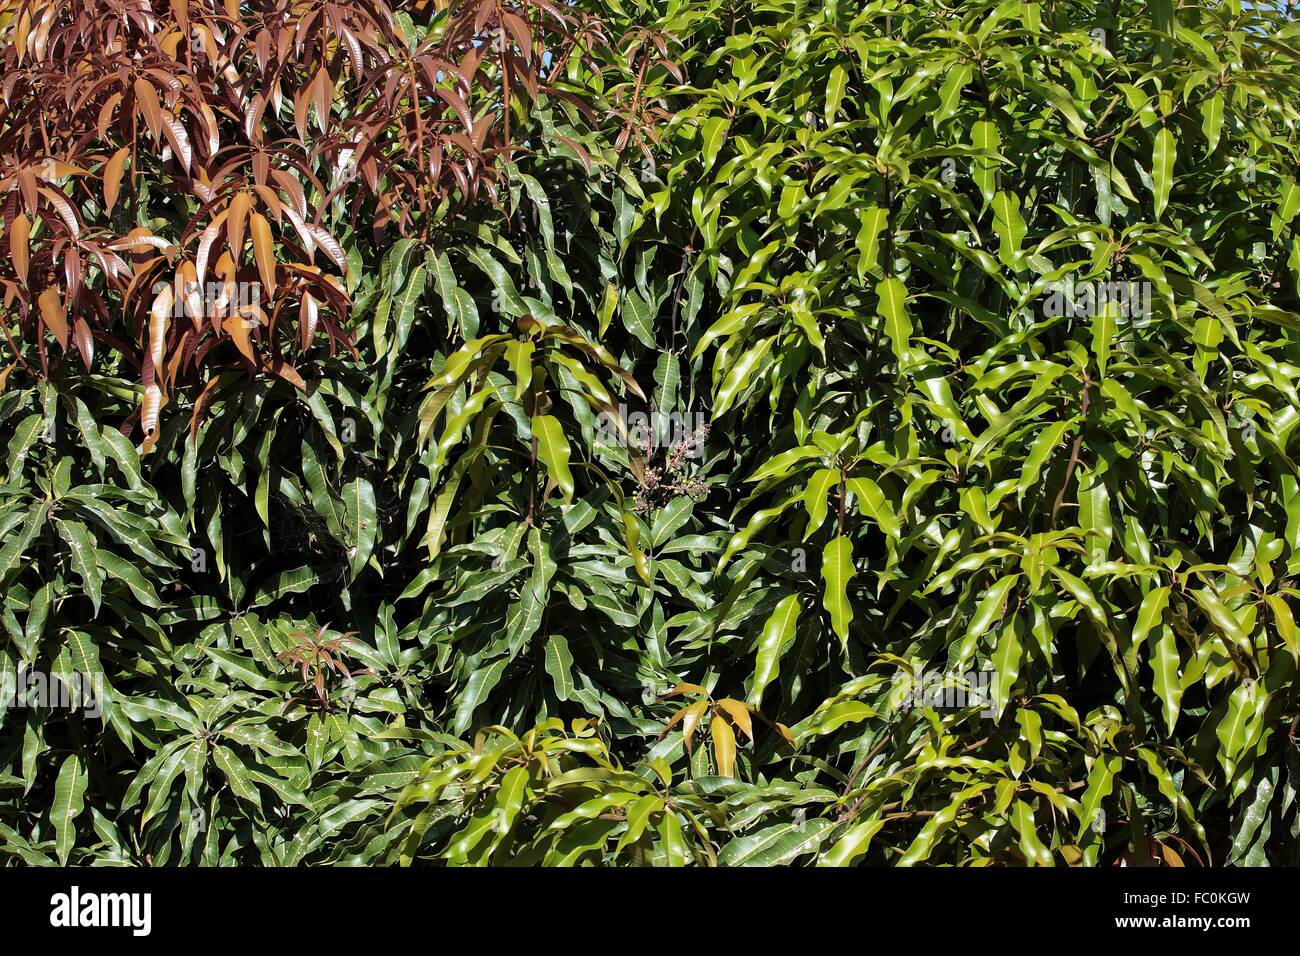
[250,212,276,294]
[226,191,252,263]
[133,77,162,138]
[38,286,68,350]
[71,317,94,369]
[103,147,128,213]
[11,213,30,285]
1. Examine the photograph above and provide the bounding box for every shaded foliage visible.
[2,0,1300,866]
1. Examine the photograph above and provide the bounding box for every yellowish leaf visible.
[38,287,68,349]
[103,147,128,212]
[250,211,276,293]
[11,213,29,284]
[716,698,754,741]
[711,714,736,776]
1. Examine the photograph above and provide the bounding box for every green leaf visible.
[990,618,1023,719]
[212,745,262,809]
[854,206,889,280]
[466,247,527,317]
[991,190,1027,268]
[714,337,773,416]
[6,414,43,483]
[1200,92,1223,155]
[1011,800,1052,866]
[822,536,855,649]
[52,754,87,865]
[55,518,101,615]
[1131,587,1171,653]
[531,414,574,503]
[0,503,48,584]
[387,264,427,366]
[700,117,728,173]
[1018,421,1072,501]
[341,476,378,578]
[898,786,986,866]
[1077,754,1120,839]
[801,467,837,539]
[1215,680,1257,778]
[453,658,508,736]
[934,64,972,125]
[621,289,657,349]
[826,64,849,120]
[846,476,900,538]
[819,817,885,866]
[972,119,1001,206]
[718,819,829,866]
[1152,125,1175,220]
[206,648,272,690]
[750,594,801,706]
[876,277,913,368]
[955,574,1018,668]
[1090,300,1120,378]
[543,634,575,702]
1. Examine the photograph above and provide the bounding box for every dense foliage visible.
[2,0,1300,866]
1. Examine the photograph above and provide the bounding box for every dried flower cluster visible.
[632,419,709,513]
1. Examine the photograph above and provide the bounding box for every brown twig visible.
[1049,373,1091,527]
